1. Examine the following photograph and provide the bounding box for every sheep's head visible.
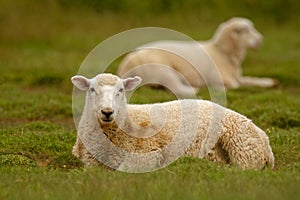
[216,17,263,50]
[71,73,142,124]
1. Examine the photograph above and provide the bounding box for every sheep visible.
[117,17,279,97]
[71,73,274,172]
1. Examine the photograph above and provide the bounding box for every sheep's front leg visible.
[239,76,279,88]
[72,137,102,167]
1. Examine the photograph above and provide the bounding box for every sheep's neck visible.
[99,120,172,153]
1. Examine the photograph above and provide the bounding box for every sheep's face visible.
[71,73,142,124]
[220,18,263,49]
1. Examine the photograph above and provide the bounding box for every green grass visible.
[1,162,299,200]
[0,1,300,200]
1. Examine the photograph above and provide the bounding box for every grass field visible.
[0,1,300,199]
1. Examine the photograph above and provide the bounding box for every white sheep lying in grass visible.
[118,17,279,97]
[71,73,274,171]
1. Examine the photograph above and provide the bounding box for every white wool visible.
[71,73,274,171]
[117,17,279,97]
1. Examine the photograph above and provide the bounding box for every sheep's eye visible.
[90,88,96,93]
[236,27,249,34]
[116,88,123,96]
[242,27,249,32]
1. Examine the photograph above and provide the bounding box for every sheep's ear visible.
[122,76,142,91]
[71,75,90,91]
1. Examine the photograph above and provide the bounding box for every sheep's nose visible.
[101,109,114,119]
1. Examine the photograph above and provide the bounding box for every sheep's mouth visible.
[103,119,113,122]
[98,118,114,124]
[249,39,262,49]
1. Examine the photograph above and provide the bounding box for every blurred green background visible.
[1,0,300,91]
[1,0,300,43]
